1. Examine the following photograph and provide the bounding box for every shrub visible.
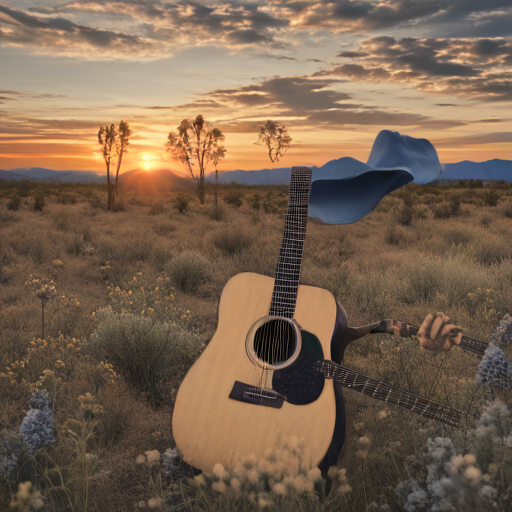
[7,194,21,211]
[32,193,45,212]
[113,195,126,212]
[399,256,443,304]
[149,202,164,215]
[204,204,227,221]
[212,228,252,256]
[96,387,134,447]
[90,309,201,404]
[173,193,190,214]
[250,193,261,211]
[500,200,512,218]
[484,189,500,207]
[385,224,407,245]
[394,203,414,226]
[472,236,510,265]
[88,193,104,209]
[224,191,243,208]
[449,194,461,216]
[165,251,212,293]
[433,203,452,219]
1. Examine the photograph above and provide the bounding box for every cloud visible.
[319,36,512,102]
[432,132,512,146]
[290,0,512,35]
[201,74,459,129]
[0,1,293,59]
[208,76,355,112]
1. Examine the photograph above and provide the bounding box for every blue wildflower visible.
[20,389,56,455]
[0,431,31,483]
[476,344,512,391]
[492,314,512,347]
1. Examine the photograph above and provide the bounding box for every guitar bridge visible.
[229,381,285,409]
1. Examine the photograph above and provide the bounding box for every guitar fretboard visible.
[269,167,312,318]
[459,335,489,357]
[317,361,462,428]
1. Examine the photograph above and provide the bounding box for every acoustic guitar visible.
[172,167,462,473]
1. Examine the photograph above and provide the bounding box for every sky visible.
[0,0,511,175]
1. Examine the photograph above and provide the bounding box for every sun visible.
[142,154,152,171]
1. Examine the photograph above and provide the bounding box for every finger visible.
[430,313,445,340]
[438,312,450,324]
[418,314,434,339]
[440,324,462,339]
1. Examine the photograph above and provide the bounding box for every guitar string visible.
[321,362,462,425]
[252,170,311,394]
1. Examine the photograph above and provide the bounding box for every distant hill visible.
[206,159,512,185]
[2,158,511,186]
[0,170,26,181]
[441,159,512,181]
[118,168,196,195]
[0,167,104,183]
[205,167,311,185]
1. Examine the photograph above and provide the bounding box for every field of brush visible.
[1,179,512,511]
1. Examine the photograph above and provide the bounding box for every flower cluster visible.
[9,481,44,511]
[492,314,512,347]
[192,436,351,509]
[161,447,180,477]
[0,431,31,483]
[396,436,496,511]
[105,272,181,323]
[25,276,57,303]
[476,344,512,391]
[78,393,104,422]
[20,389,56,455]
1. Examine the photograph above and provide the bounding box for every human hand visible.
[417,312,463,352]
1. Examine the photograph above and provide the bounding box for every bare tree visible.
[255,120,292,163]
[98,121,132,212]
[98,123,116,211]
[166,115,226,205]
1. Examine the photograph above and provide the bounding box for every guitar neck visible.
[317,361,462,428]
[399,322,489,358]
[269,167,312,319]
[459,335,489,357]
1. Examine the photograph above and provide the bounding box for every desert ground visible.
[1,179,512,511]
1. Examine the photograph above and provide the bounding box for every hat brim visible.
[309,170,412,225]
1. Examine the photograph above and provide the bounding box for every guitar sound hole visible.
[253,319,297,365]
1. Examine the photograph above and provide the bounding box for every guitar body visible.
[172,272,338,472]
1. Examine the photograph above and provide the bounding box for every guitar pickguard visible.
[272,329,325,405]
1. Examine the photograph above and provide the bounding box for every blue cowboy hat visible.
[309,130,442,224]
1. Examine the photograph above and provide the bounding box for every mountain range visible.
[1,159,511,186]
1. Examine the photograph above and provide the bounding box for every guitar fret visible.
[269,167,312,317]
[316,361,462,428]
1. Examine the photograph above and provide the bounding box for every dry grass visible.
[1,182,512,511]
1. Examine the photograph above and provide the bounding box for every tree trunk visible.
[106,162,113,212]
[114,149,124,209]
[214,168,218,208]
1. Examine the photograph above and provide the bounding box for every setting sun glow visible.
[142,154,152,171]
